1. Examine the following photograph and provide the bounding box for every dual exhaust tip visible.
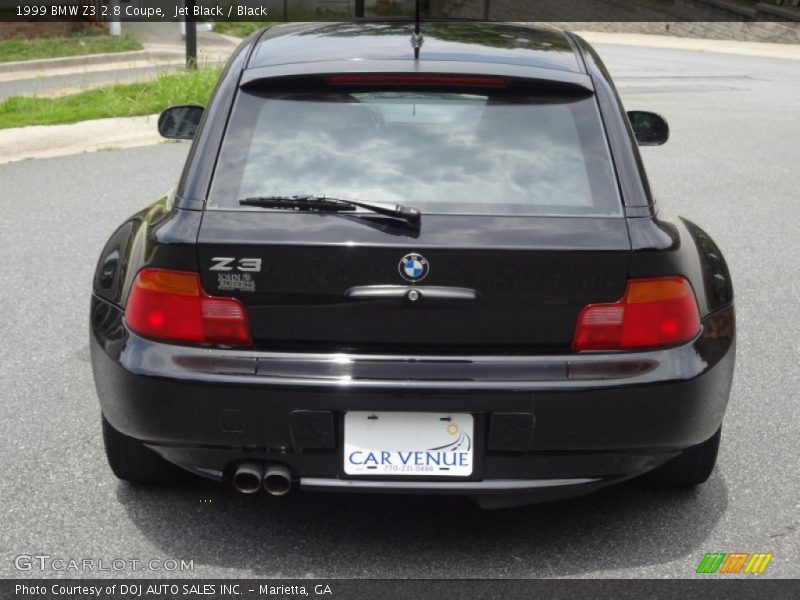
[232,462,292,496]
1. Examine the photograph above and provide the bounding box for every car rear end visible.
[91,38,734,507]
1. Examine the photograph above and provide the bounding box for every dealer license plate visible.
[343,412,474,477]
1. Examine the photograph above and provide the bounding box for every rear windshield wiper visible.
[239,195,421,226]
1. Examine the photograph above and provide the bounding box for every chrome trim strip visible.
[346,285,478,302]
[124,330,706,390]
[300,477,600,491]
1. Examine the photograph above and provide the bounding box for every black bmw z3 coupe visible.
[90,22,735,508]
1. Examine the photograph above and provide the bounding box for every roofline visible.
[247,21,583,75]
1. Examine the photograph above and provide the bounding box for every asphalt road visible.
[1,43,798,579]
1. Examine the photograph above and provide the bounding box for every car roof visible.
[247,22,583,75]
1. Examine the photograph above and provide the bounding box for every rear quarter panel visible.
[627,215,733,317]
[92,196,201,308]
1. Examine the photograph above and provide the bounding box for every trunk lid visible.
[198,211,631,353]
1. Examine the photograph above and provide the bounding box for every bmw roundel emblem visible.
[399,253,429,283]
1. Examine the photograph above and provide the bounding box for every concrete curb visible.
[0,114,173,164]
[0,57,188,86]
[213,32,248,46]
[0,50,185,75]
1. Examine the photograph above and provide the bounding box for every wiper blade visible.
[239,195,421,226]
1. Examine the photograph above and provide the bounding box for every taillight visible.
[572,277,701,351]
[125,268,252,347]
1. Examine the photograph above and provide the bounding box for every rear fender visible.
[627,216,733,317]
[92,194,201,308]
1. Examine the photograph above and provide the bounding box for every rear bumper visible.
[90,296,735,503]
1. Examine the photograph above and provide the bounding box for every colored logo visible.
[428,422,471,453]
[399,253,429,283]
[696,552,773,574]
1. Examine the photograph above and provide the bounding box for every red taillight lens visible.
[572,277,701,351]
[125,269,252,347]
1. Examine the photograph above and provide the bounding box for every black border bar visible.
[4,579,800,600]
[1,0,800,23]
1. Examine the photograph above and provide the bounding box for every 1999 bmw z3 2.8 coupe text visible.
[90,22,735,508]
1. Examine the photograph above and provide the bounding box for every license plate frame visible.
[343,411,474,477]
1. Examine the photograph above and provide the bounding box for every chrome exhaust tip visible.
[232,462,265,494]
[263,463,292,496]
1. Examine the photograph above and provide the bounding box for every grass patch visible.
[0,33,142,63]
[213,21,273,38]
[369,1,410,17]
[0,67,221,130]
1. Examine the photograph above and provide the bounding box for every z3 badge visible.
[210,257,262,272]
[210,257,261,292]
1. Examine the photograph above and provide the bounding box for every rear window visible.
[208,86,622,217]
